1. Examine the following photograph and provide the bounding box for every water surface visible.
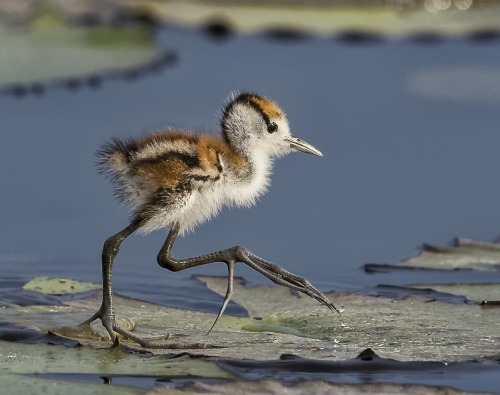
[1,26,500,310]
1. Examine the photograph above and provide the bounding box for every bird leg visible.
[80,221,171,347]
[158,223,341,333]
[81,220,339,348]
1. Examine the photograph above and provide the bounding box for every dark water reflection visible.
[1,26,500,311]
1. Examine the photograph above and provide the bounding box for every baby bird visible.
[82,92,339,347]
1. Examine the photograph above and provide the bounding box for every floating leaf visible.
[0,21,159,87]
[366,238,500,272]
[0,339,230,393]
[2,276,498,362]
[23,277,100,295]
[0,272,499,393]
[409,283,500,304]
[138,2,500,37]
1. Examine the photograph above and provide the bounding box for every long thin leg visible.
[158,223,340,333]
[80,221,140,345]
[82,220,339,348]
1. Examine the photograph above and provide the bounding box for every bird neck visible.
[217,134,271,197]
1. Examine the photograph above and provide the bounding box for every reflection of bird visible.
[82,92,340,347]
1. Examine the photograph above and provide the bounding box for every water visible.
[1,26,500,312]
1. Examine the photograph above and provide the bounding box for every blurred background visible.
[1,0,500,312]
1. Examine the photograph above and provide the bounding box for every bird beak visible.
[286,136,323,157]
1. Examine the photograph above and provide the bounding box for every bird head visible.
[221,92,323,159]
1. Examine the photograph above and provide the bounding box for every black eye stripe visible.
[267,122,278,134]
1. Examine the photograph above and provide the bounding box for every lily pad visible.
[4,230,500,393]
[0,339,230,394]
[366,238,500,272]
[3,1,500,40]
[137,1,500,37]
[0,17,159,87]
[1,271,499,393]
[2,276,499,362]
[23,276,100,294]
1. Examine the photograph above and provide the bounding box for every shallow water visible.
[1,26,500,313]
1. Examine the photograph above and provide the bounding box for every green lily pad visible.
[0,19,158,87]
[395,239,500,271]
[140,1,500,36]
[1,269,499,394]
[23,276,100,294]
[201,276,500,362]
[4,231,500,393]
[0,339,230,394]
[2,275,498,362]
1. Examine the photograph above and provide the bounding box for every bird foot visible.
[80,304,172,348]
[237,247,341,315]
[205,251,340,335]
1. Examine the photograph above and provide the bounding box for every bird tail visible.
[96,137,136,177]
[96,137,139,204]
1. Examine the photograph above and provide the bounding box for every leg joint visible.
[231,245,249,261]
[102,236,120,260]
[157,253,180,272]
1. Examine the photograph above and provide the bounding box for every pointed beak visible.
[286,136,323,157]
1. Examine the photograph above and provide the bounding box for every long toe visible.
[242,250,341,315]
[79,309,102,327]
[112,323,173,348]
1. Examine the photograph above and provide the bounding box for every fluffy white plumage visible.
[97,92,321,234]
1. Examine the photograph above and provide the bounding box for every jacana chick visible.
[82,92,339,347]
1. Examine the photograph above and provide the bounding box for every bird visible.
[81,92,340,348]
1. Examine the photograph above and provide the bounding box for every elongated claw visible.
[207,262,235,335]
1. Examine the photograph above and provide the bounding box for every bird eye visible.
[267,122,278,134]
